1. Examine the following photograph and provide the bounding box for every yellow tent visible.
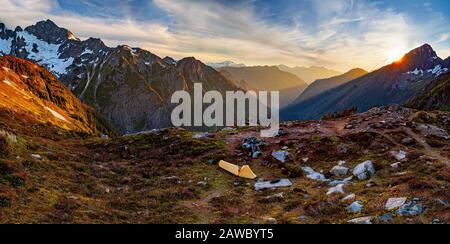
[218,160,257,179]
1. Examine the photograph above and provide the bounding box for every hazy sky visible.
[1,0,449,71]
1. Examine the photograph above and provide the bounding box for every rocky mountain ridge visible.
[0,20,243,134]
[282,44,450,121]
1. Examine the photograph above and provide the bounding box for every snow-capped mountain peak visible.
[0,20,110,81]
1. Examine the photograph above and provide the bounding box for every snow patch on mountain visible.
[16,31,74,77]
[406,68,424,76]
[427,64,448,77]
[81,48,94,56]
[45,106,67,121]
[208,61,246,68]
[406,65,449,77]
[0,38,12,55]
[3,78,12,86]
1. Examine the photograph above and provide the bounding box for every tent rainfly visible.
[218,160,257,179]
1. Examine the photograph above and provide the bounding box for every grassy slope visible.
[0,106,449,224]
[406,73,450,112]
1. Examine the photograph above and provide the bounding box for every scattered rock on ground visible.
[303,167,328,182]
[242,137,265,157]
[329,176,353,186]
[261,217,277,224]
[353,160,375,180]
[341,193,356,202]
[378,213,393,223]
[330,165,349,177]
[397,199,423,216]
[31,154,42,160]
[255,179,292,191]
[385,197,407,210]
[390,162,401,169]
[327,184,345,195]
[394,151,407,161]
[272,151,290,163]
[348,216,373,224]
[347,201,363,213]
[416,124,450,140]
[401,137,414,145]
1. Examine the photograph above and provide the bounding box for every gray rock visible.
[302,167,329,182]
[347,201,363,213]
[192,132,211,139]
[394,151,407,161]
[272,151,290,163]
[255,179,293,191]
[31,154,42,160]
[197,181,208,186]
[341,193,356,202]
[353,160,376,180]
[298,215,308,222]
[397,201,423,216]
[264,217,277,224]
[401,137,414,145]
[379,213,393,223]
[431,219,442,224]
[329,176,353,186]
[348,216,373,224]
[416,124,449,140]
[252,151,262,158]
[326,184,345,195]
[390,162,401,169]
[385,197,407,210]
[330,165,349,177]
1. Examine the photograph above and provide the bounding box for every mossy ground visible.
[0,108,448,224]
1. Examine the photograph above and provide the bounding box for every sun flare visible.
[386,48,407,64]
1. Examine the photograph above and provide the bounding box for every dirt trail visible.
[404,127,449,166]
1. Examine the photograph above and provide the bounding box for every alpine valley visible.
[0,18,448,225]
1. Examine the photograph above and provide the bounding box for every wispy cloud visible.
[436,33,449,43]
[0,0,449,71]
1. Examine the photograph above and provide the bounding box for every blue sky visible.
[1,0,449,71]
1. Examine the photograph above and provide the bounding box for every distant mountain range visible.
[218,66,308,107]
[282,44,450,121]
[292,68,368,104]
[278,65,342,84]
[209,61,342,85]
[0,20,242,134]
[1,20,449,133]
[207,61,246,68]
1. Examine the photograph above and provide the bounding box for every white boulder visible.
[395,151,407,161]
[302,167,328,182]
[326,184,345,195]
[348,216,373,224]
[341,193,356,202]
[330,165,349,177]
[385,197,407,210]
[353,160,375,180]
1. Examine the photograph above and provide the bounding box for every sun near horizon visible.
[385,47,408,64]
